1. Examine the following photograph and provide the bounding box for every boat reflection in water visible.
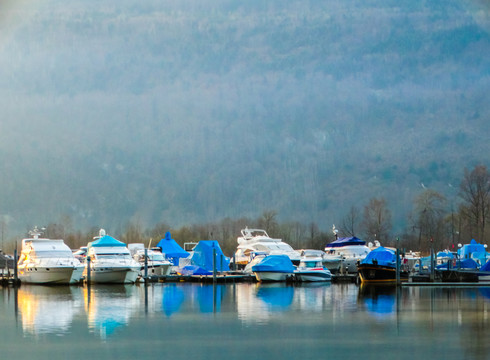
[84,285,137,339]
[358,284,397,319]
[236,283,294,325]
[7,282,490,359]
[17,286,84,335]
[161,284,185,316]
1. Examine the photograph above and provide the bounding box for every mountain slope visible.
[0,0,489,235]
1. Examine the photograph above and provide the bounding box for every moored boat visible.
[252,254,295,282]
[85,229,141,284]
[357,247,408,284]
[17,227,84,284]
[294,256,332,282]
[128,243,172,277]
[234,227,300,269]
[324,236,371,274]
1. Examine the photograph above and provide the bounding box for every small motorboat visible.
[129,243,172,277]
[251,254,295,282]
[295,257,332,282]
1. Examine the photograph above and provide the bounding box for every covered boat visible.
[156,232,190,265]
[357,246,408,284]
[177,240,230,276]
[251,254,295,282]
[85,230,140,284]
[324,236,371,274]
[458,239,489,266]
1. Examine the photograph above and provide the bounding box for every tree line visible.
[3,164,489,257]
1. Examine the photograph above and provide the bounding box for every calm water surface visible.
[1,282,490,360]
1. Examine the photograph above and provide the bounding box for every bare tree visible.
[120,220,144,244]
[459,165,490,241]
[414,189,447,251]
[341,205,361,237]
[258,210,279,235]
[362,197,392,242]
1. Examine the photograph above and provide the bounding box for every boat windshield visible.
[32,250,73,258]
[302,261,320,268]
[95,254,131,259]
[148,253,165,261]
[254,243,295,252]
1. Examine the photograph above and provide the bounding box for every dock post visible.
[86,255,91,285]
[396,237,400,285]
[232,254,236,271]
[396,248,400,285]
[144,248,148,285]
[213,248,216,284]
[430,245,435,282]
[13,249,18,285]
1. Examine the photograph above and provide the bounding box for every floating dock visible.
[146,273,257,284]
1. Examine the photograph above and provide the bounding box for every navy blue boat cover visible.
[156,232,190,264]
[325,236,366,248]
[480,258,490,272]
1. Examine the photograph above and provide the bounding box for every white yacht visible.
[128,243,172,277]
[324,236,371,274]
[85,229,140,284]
[234,227,300,268]
[17,227,84,284]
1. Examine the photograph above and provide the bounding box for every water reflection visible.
[85,285,137,339]
[256,283,294,310]
[18,285,83,336]
[6,280,490,360]
[358,284,397,319]
[162,284,185,316]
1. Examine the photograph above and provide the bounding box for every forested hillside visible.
[0,0,489,240]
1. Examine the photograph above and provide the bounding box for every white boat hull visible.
[86,266,140,284]
[140,264,172,277]
[295,270,332,282]
[254,271,293,282]
[70,265,85,284]
[18,266,77,284]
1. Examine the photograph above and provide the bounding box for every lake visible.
[1,282,490,360]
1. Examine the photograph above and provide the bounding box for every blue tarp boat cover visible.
[156,232,189,264]
[325,236,366,248]
[436,250,454,259]
[436,258,479,270]
[481,258,490,272]
[360,246,396,268]
[252,254,295,273]
[458,239,486,259]
[88,235,126,248]
[180,240,230,275]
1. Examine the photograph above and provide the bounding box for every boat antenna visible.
[332,224,339,240]
[29,226,45,239]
